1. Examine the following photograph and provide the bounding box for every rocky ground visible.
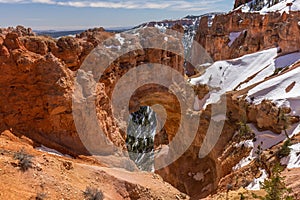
[0,130,186,200]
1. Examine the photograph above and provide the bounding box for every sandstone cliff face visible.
[0,26,184,157]
[195,11,300,61]
[0,27,113,155]
[0,26,237,199]
[0,31,85,155]
[226,94,296,134]
[0,26,199,198]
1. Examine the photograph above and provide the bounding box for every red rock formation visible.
[0,26,184,157]
[0,25,35,37]
[0,26,234,199]
[0,27,115,155]
[195,11,300,61]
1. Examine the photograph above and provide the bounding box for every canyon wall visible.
[196,10,300,61]
[0,26,184,156]
[0,26,243,199]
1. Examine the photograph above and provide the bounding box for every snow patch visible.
[235,140,254,148]
[260,0,300,14]
[238,62,275,90]
[237,0,300,14]
[233,140,255,171]
[105,45,121,50]
[273,99,290,109]
[291,124,300,137]
[115,33,125,45]
[208,15,215,27]
[246,168,268,190]
[233,149,255,170]
[56,34,76,39]
[199,63,213,68]
[190,48,277,109]
[154,24,167,32]
[233,123,300,170]
[248,63,300,115]
[249,123,300,150]
[211,114,226,122]
[281,143,300,168]
[36,145,72,158]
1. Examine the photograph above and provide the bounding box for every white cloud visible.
[32,0,55,4]
[0,0,225,11]
[0,0,24,2]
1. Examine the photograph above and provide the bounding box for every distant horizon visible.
[0,0,234,30]
[30,12,226,31]
[31,25,134,31]
[3,12,224,31]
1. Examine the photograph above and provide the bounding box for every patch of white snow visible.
[115,33,125,45]
[190,48,278,109]
[36,145,72,158]
[281,143,300,168]
[246,168,268,190]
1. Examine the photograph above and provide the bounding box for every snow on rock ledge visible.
[281,143,300,168]
[246,168,268,190]
[247,62,300,116]
[190,48,277,108]
[233,123,300,170]
[36,145,72,158]
[236,0,300,14]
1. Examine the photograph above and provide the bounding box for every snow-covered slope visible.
[234,123,300,171]
[281,142,300,168]
[247,63,300,115]
[191,47,300,111]
[246,168,268,190]
[236,0,300,14]
[190,48,278,107]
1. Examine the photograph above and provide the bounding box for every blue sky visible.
[0,0,234,30]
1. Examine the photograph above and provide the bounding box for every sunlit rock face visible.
[196,11,300,61]
[0,26,184,155]
[0,26,114,155]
